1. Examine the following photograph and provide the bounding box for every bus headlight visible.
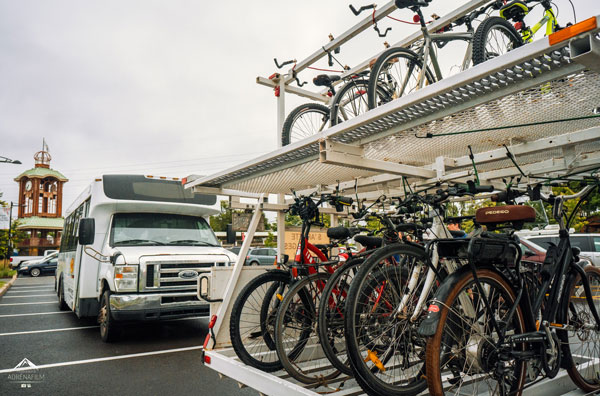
[114,265,138,292]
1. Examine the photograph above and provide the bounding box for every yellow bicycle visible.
[472,0,570,65]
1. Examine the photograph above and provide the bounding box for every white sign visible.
[0,207,10,230]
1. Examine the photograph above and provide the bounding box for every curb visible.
[0,273,18,298]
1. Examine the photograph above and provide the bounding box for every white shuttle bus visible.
[56,174,236,342]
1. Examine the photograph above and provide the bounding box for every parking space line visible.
[0,325,99,337]
[0,345,204,373]
[11,285,53,288]
[8,289,54,292]
[3,294,56,298]
[0,302,56,306]
[0,312,71,318]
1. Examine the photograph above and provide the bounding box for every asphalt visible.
[0,275,256,396]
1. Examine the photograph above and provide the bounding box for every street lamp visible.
[0,155,21,164]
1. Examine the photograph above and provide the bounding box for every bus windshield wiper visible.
[116,239,166,246]
[167,240,219,247]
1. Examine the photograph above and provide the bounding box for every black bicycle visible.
[422,181,600,395]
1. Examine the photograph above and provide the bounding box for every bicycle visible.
[422,181,600,396]
[343,182,493,396]
[367,0,506,110]
[281,71,387,146]
[472,0,572,65]
[228,192,353,374]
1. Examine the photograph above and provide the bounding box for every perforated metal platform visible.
[187,24,600,197]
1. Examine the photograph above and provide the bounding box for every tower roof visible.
[14,167,68,182]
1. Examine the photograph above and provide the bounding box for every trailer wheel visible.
[57,279,68,311]
[99,290,120,342]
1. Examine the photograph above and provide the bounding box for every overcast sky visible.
[1,0,598,214]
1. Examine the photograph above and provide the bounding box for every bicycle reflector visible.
[413,14,420,23]
[548,16,597,45]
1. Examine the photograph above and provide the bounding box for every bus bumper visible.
[109,292,209,321]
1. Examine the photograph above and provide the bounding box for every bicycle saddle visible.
[475,205,536,230]
[500,1,529,21]
[395,0,431,10]
[354,235,383,250]
[327,226,351,240]
[449,230,467,238]
[313,74,341,87]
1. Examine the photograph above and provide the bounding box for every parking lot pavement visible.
[0,276,255,396]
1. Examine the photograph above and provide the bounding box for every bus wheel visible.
[99,290,120,342]
[58,280,68,311]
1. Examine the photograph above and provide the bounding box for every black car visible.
[17,255,58,277]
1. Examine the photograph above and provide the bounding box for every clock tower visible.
[13,147,68,255]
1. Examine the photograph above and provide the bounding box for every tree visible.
[0,201,26,259]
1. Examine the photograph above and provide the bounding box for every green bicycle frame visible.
[521,8,558,42]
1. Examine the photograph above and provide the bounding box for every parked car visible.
[246,247,277,266]
[227,246,242,256]
[10,249,59,269]
[519,233,600,266]
[519,238,546,264]
[18,254,58,277]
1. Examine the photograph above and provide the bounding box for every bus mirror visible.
[79,218,95,245]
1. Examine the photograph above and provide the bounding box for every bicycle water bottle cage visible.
[313,74,341,87]
[499,1,529,21]
[395,0,431,10]
[475,205,536,230]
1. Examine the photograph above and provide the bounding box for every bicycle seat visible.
[396,223,424,233]
[313,74,341,87]
[395,0,431,10]
[327,226,351,240]
[499,1,529,21]
[450,230,467,238]
[354,235,383,250]
[475,205,536,230]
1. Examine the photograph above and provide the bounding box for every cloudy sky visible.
[1,0,598,213]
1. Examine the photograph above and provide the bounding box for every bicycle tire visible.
[229,270,291,372]
[367,46,435,110]
[558,265,600,393]
[344,243,430,396]
[425,267,527,396]
[472,16,523,66]
[330,79,386,126]
[317,257,365,375]
[275,272,341,384]
[281,103,330,146]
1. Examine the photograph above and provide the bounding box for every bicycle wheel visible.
[317,257,365,375]
[425,267,527,396]
[345,243,431,396]
[229,270,291,372]
[472,16,523,65]
[275,272,341,384]
[330,79,387,126]
[559,265,600,392]
[281,103,330,146]
[367,47,435,110]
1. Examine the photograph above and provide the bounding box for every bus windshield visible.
[110,213,220,247]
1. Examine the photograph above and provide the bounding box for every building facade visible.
[13,149,68,255]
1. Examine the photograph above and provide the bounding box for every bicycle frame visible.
[520,7,557,43]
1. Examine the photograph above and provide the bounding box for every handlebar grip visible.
[475,185,495,193]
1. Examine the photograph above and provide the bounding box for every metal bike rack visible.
[185,6,600,395]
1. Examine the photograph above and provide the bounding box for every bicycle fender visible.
[418,264,502,337]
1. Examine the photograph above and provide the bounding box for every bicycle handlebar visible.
[540,184,595,202]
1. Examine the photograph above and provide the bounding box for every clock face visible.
[25,180,32,191]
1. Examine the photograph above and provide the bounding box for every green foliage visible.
[264,231,276,248]
[541,183,600,231]
[0,267,16,278]
[0,201,26,259]
[209,201,233,232]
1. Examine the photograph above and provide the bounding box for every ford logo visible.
[178,270,199,280]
